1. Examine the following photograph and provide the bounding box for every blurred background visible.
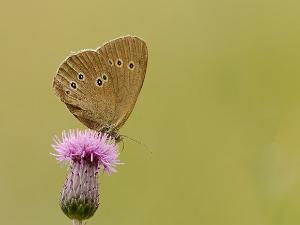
[1,0,300,224]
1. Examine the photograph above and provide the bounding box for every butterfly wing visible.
[53,50,117,130]
[53,36,148,132]
[96,36,148,130]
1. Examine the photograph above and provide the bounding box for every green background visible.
[1,0,300,224]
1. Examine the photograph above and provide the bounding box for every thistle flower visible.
[52,129,120,224]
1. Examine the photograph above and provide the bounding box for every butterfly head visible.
[100,125,123,143]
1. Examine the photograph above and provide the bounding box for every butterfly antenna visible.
[120,138,125,152]
[120,135,152,154]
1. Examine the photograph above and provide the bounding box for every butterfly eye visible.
[116,58,123,67]
[108,59,114,66]
[102,74,108,82]
[78,73,85,80]
[70,81,77,89]
[128,61,135,70]
[96,78,103,87]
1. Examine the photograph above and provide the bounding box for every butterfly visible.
[53,36,148,141]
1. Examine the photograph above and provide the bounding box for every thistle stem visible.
[72,220,83,225]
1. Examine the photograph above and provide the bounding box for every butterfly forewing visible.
[53,36,148,134]
[96,36,148,129]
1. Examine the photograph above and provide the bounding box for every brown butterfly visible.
[53,36,148,141]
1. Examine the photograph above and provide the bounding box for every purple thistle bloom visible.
[52,129,121,223]
[52,129,120,174]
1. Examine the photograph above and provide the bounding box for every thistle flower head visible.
[52,129,121,222]
[52,129,120,174]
